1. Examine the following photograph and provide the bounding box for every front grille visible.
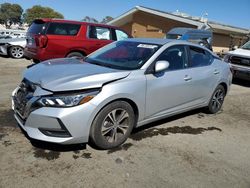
[13,79,39,122]
[230,56,250,67]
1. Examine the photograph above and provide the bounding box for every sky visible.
[1,0,250,29]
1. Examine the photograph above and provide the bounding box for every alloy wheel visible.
[101,108,130,143]
[10,46,24,58]
[211,88,224,112]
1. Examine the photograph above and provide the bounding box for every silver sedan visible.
[0,38,26,58]
[12,38,232,149]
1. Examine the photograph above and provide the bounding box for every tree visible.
[81,16,98,23]
[23,5,64,24]
[0,3,23,28]
[101,16,113,24]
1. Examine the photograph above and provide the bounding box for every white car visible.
[224,41,250,81]
[0,38,26,58]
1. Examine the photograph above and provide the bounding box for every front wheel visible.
[89,101,135,149]
[9,46,24,59]
[207,85,225,114]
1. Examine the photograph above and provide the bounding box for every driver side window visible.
[157,45,187,71]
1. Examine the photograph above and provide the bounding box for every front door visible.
[145,45,197,118]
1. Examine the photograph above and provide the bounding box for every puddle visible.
[197,113,205,118]
[107,143,133,154]
[2,140,12,147]
[0,133,7,141]
[73,152,92,159]
[131,126,222,141]
[33,148,60,161]
[0,109,17,128]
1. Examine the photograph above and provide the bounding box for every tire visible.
[9,46,24,59]
[66,52,84,58]
[207,85,225,114]
[89,101,135,149]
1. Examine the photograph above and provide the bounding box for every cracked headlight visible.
[37,90,100,107]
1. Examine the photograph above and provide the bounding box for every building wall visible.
[212,33,231,52]
[118,11,248,53]
[130,11,196,38]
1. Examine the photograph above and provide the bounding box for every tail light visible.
[35,34,48,48]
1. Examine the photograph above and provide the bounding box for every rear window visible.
[28,20,46,34]
[46,23,81,36]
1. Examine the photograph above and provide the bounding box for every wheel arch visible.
[65,49,87,57]
[91,97,139,128]
[218,82,228,95]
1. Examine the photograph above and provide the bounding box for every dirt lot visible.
[0,56,249,188]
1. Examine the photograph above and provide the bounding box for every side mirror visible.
[232,46,238,50]
[155,60,170,73]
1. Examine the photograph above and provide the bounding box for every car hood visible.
[24,58,130,92]
[228,48,250,57]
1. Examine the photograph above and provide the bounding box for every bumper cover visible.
[13,98,98,145]
[230,64,250,81]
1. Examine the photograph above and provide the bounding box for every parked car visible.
[224,40,250,81]
[12,38,232,149]
[24,19,131,63]
[166,27,213,51]
[0,38,26,58]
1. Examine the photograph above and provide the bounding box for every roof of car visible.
[34,18,120,28]
[123,38,174,45]
[123,38,201,46]
[123,38,219,56]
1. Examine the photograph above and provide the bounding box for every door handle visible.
[213,69,220,75]
[184,75,192,81]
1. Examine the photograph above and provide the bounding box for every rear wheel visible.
[89,101,135,149]
[9,46,24,58]
[207,85,225,114]
[66,52,84,58]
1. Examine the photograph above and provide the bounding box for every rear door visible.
[87,25,113,53]
[185,45,220,102]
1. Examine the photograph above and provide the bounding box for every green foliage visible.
[23,5,64,24]
[101,16,114,24]
[0,3,23,28]
[81,16,98,23]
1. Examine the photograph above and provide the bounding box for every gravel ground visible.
[0,56,250,188]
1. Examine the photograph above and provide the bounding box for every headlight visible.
[223,54,231,63]
[37,90,100,107]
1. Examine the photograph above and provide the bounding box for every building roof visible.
[108,6,249,36]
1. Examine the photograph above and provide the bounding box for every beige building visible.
[108,6,250,53]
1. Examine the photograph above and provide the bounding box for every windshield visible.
[85,41,161,70]
[241,41,250,50]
